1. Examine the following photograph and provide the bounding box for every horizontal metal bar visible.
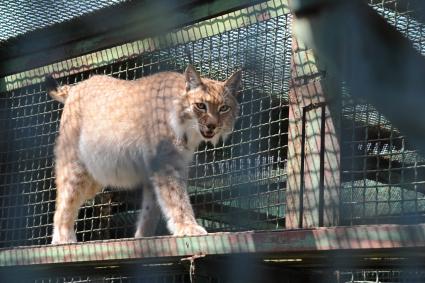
[1,224,425,268]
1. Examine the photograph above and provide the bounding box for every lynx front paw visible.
[173,223,208,236]
[51,229,77,245]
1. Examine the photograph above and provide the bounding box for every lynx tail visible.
[45,75,69,103]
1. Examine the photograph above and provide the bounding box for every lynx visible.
[46,65,241,244]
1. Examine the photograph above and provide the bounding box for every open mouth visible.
[200,130,215,139]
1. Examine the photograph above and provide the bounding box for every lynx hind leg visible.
[52,164,101,244]
[134,185,161,238]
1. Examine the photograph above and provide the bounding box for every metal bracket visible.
[181,254,206,283]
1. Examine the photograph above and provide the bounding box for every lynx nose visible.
[206,123,216,131]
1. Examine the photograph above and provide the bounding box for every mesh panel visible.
[340,1,425,224]
[338,269,425,283]
[33,274,195,283]
[0,0,128,42]
[0,1,291,247]
[29,263,218,283]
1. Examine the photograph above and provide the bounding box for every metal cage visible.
[340,0,425,225]
[1,0,425,282]
[0,0,291,248]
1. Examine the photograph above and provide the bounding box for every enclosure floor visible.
[1,224,425,270]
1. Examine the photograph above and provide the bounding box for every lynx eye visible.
[195,103,207,111]
[219,105,230,113]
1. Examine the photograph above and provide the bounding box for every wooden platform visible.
[1,224,425,269]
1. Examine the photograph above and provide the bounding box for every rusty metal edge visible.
[1,224,425,267]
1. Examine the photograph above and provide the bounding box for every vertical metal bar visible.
[318,104,326,227]
[300,102,327,228]
[299,107,307,228]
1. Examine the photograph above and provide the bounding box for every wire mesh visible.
[340,1,425,225]
[338,269,425,283]
[0,1,291,248]
[28,263,219,283]
[0,0,128,43]
[33,274,199,283]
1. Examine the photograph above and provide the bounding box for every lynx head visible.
[182,65,242,145]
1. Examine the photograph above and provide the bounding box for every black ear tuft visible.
[45,75,59,93]
[224,69,242,94]
[184,64,202,91]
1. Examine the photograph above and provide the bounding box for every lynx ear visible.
[184,65,202,91]
[224,70,242,94]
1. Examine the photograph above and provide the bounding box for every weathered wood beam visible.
[0,0,266,77]
[1,224,425,268]
[286,38,340,228]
